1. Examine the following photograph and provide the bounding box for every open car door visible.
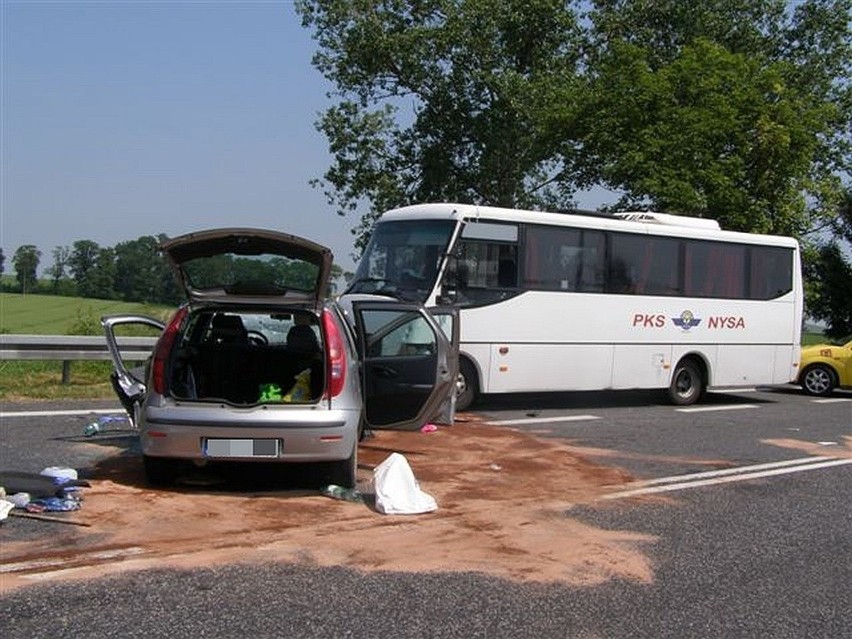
[101,314,165,427]
[352,302,459,430]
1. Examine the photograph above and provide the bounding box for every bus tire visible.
[456,358,478,412]
[668,359,704,406]
[800,364,836,397]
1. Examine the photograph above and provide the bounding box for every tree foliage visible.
[806,186,852,338]
[299,0,851,326]
[12,245,41,294]
[113,236,174,303]
[299,0,850,248]
[807,242,852,339]
[68,240,101,290]
[580,0,850,238]
[297,0,586,252]
[48,246,70,293]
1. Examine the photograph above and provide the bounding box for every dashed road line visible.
[811,398,852,404]
[487,415,600,426]
[675,404,758,413]
[602,456,852,500]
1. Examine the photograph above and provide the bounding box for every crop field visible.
[0,294,172,400]
[0,293,172,335]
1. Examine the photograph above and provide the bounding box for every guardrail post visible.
[62,360,71,385]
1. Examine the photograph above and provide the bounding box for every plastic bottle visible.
[83,414,128,437]
[320,484,364,503]
[83,422,100,437]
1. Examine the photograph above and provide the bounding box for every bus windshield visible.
[346,219,456,302]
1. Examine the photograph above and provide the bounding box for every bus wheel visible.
[668,359,704,406]
[800,364,836,397]
[456,359,478,412]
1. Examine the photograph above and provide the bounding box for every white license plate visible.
[204,439,279,458]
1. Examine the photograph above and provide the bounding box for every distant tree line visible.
[0,238,351,304]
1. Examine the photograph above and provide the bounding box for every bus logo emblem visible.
[672,310,701,330]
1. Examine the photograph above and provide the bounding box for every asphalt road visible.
[1,387,850,638]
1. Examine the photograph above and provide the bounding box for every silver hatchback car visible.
[102,228,458,488]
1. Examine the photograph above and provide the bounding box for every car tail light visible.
[322,309,346,398]
[152,306,188,395]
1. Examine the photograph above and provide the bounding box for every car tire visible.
[143,455,179,486]
[328,447,357,489]
[800,364,836,397]
[455,358,478,412]
[668,359,704,406]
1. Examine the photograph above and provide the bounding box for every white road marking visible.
[603,457,852,500]
[675,404,758,413]
[488,415,600,426]
[0,408,124,419]
[619,456,836,488]
[811,398,852,404]
[712,387,758,394]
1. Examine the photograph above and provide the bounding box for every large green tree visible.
[11,245,41,294]
[113,236,174,303]
[806,187,852,338]
[299,0,850,249]
[297,0,586,252]
[578,0,851,237]
[78,247,117,300]
[68,240,101,291]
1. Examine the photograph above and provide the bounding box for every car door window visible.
[353,303,455,429]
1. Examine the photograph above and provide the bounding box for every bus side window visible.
[498,256,516,287]
[440,239,517,305]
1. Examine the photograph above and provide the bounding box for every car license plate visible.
[204,438,279,458]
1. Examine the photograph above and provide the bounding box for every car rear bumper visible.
[140,404,360,462]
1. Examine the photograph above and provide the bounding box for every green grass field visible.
[0,292,172,335]
[0,293,173,401]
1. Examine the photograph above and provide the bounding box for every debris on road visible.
[8,510,92,527]
[371,452,437,515]
[83,414,130,436]
[320,484,364,503]
[0,466,91,522]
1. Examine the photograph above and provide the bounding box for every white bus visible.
[344,202,803,409]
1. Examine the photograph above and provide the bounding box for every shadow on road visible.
[469,386,787,412]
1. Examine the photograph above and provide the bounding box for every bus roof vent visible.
[614,211,721,230]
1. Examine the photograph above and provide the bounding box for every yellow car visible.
[797,338,852,396]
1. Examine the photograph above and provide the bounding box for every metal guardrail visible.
[0,334,158,383]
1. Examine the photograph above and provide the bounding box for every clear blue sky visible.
[1,0,610,276]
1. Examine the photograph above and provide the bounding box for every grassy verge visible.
[1,293,170,401]
[0,361,116,401]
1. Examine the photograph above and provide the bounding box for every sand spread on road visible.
[2,417,759,593]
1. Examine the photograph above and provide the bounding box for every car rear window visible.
[180,252,321,293]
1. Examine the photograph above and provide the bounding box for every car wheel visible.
[143,455,179,486]
[455,358,478,412]
[327,447,357,489]
[668,359,704,406]
[800,364,836,397]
